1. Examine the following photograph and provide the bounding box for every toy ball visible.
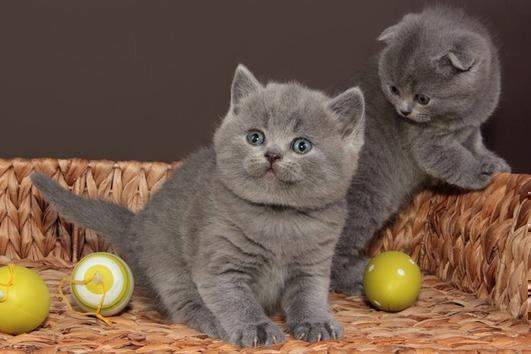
[0,264,50,335]
[71,252,134,316]
[363,251,422,312]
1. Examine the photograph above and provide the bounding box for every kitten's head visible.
[214,65,365,209]
[377,7,498,125]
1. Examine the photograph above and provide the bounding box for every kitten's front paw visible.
[453,161,494,190]
[330,256,368,296]
[226,321,285,347]
[468,160,498,189]
[289,318,343,342]
[483,156,511,174]
[480,160,497,176]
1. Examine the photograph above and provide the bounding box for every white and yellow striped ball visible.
[71,252,134,316]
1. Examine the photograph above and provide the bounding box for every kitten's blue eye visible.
[292,138,313,154]
[415,94,430,105]
[390,85,400,96]
[246,130,265,145]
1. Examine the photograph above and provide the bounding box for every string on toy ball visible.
[0,264,15,303]
[59,271,112,326]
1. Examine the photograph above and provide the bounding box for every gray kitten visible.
[32,65,366,347]
[331,6,510,295]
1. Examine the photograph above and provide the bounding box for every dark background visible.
[1,0,530,172]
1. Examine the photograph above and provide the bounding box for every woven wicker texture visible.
[0,158,176,262]
[0,260,529,353]
[0,158,529,352]
[369,173,531,322]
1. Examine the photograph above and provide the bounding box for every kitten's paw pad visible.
[228,322,285,347]
[289,320,343,342]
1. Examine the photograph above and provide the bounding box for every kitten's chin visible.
[221,178,297,208]
[219,171,309,208]
[220,172,343,210]
[407,116,431,123]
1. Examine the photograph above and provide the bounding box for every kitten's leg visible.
[194,266,285,347]
[331,190,380,295]
[282,263,343,342]
[144,268,226,338]
[466,129,511,173]
[330,209,377,295]
[331,248,369,295]
[411,135,495,190]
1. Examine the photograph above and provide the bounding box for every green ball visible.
[363,251,422,312]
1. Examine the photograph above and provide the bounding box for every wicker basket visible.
[1,158,529,352]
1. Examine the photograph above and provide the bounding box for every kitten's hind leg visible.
[331,188,381,296]
[331,227,373,296]
[330,250,368,296]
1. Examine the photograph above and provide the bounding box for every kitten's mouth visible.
[248,163,301,184]
[265,166,276,176]
[406,115,431,123]
[398,111,431,123]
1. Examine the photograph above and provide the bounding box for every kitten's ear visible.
[327,87,365,138]
[442,32,489,72]
[447,51,476,71]
[377,14,418,44]
[231,64,263,109]
[377,24,400,43]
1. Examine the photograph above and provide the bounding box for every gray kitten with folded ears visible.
[331,6,510,295]
[31,64,367,347]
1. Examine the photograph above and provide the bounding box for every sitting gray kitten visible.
[32,65,366,346]
[331,6,510,295]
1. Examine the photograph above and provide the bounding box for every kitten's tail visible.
[31,173,134,241]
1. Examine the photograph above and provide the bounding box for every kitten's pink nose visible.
[265,151,281,164]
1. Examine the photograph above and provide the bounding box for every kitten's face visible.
[377,10,493,125]
[379,50,449,124]
[214,66,365,209]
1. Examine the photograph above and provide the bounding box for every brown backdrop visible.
[1,0,529,172]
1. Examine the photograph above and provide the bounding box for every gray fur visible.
[331,6,510,295]
[32,64,366,347]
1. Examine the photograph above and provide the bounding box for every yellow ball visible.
[363,251,422,312]
[0,265,50,335]
[71,252,134,316]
